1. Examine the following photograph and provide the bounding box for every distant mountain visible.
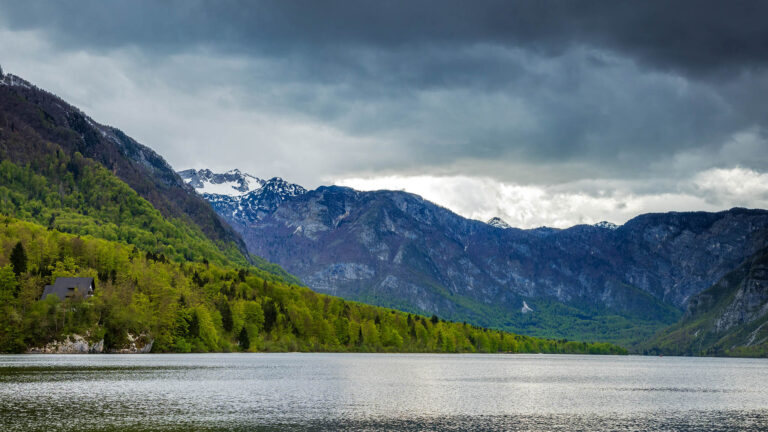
[594,221,619,230]
[644,248,768,357]
[182,169,768,344]
[487,217,511,229]
[0,69,249,263]
[179,169,306,224]
[178,168,264,196]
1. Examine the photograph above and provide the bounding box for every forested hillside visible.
[0,150,244,266]
[0,217,625,355]
[0,70,248,261]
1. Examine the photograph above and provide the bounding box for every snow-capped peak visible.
[259,177,306,198]
[178,169,307,224]
[594,221,619,230]
[178,168,265,197]
[487,217,511,229]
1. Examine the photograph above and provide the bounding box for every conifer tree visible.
[220,301,234,332]
[238,327,250,350]
[9,241,26,277]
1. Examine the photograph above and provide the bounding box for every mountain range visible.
[1,67,621,356]
[2,64,766,355]
[179,169,768,345]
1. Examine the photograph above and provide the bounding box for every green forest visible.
[0,152,246,267]
[0,217,625,354]
[0,147,626,354]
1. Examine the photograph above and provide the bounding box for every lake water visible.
[1,353,767,431]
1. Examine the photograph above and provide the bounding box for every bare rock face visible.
[27,335,104,354]
[27,333,154,354]
[713,258,768,334]
[647,249,768,355]
[109,333,154,354]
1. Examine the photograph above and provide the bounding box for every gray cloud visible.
[0,0,766,199]
[3,1,767,74]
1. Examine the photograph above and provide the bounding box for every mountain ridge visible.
[181,169,768,345]
[0,70,249,261]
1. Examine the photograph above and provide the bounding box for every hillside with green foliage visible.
[0,72,247,257]
[0,217,626,354]
[642,249,768,357]
[0,152,246,267]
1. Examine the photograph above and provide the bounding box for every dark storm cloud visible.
[1,0,767,186]
[3,0,768,75]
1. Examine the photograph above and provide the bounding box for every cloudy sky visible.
[1,1,767,227]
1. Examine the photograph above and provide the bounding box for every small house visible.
[41,277,95,300]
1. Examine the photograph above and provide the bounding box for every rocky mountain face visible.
[178,168,264,196]
[0,70,248,259]
[645,249,768,356]
[487,217,512,229]
[179,170,307,224]
[182,170,768,344]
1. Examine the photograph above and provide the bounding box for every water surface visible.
[1,353,766,431]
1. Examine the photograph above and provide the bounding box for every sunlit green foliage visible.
[0,218,626,355]
[0,154,245,266]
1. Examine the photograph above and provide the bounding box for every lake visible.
[1,353,767,431]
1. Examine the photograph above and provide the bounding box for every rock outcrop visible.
[27,333,154,354]
[27,335,104,354]
[645,249,768,356]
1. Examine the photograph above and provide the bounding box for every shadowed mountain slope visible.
[644,248,768,357]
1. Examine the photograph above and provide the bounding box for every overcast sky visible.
[1,1,767,227]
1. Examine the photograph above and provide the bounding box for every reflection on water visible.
[1,353,767,431]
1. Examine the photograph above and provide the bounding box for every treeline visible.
[0,218,626,355]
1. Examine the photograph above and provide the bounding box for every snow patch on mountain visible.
[487,217,512,229]
[178,169,307,223]
[521,301,534,314]
[594,221,619,230]
[178,168,265,197]
[0,73,33,89]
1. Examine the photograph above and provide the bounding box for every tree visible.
[238,327,250,350]
[0,265,18,301]
[263,299,278,332]
[243,301,264,332]
[220,301,234,332]
[9,241,26,277]
[188,311,200,338]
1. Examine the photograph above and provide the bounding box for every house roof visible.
[41,277,95,300]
